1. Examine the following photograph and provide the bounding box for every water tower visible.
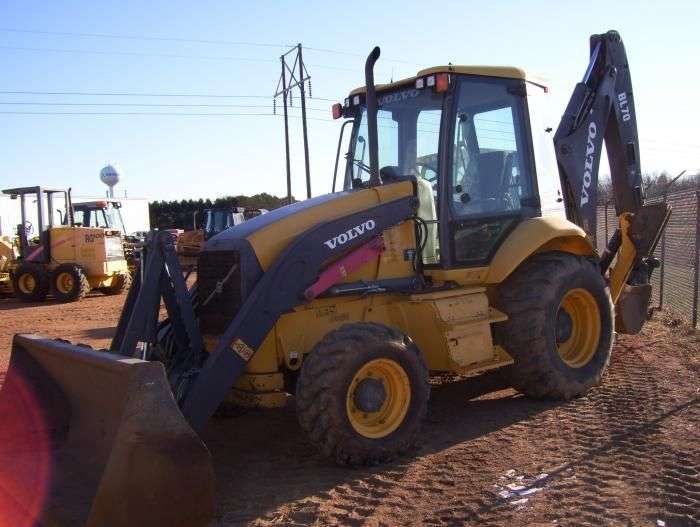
[100,164,120,198]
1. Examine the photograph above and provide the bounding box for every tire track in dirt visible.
[217,330,698,527]
[412,342,699,527]
[1,294,697,526]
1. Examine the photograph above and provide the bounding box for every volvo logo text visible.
[580,122,597,206]
[324,220,376,249]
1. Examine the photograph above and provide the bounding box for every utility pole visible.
[280,58,292,204]
[274,43,312,202]
[297,44,312,200]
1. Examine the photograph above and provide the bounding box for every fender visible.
[486,216,595,284]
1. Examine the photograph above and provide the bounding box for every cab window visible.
[350,109,398,185]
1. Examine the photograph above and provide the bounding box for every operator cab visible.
[72,200,127,234]
[203,207,266,241]
[337,67,563,267]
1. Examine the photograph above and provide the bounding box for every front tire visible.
[296,322,429,466]
[496,252,614,400]
[52,263,90,302]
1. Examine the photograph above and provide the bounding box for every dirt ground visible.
[0,293,698,526]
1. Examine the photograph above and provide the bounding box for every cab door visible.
[439,76,540,268]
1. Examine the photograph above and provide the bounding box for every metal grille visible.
[197,250,242,334]
[596,189,699,327]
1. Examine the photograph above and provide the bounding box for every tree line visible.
[149,193,292,229]
[149,171,699,229]
[598,170,699,204]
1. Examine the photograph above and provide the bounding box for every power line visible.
[640,138,700,150]
[0,101,332,111]
[0,44,358,71]
[303,46,424,66]
[0,27,425,66]
[0,44,277,62]
[0,110,335,121]
[0,89,337,101]
[0,27,290,48]
[0,110,271,116]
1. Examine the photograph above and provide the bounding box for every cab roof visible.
[2,186,66,196]
[74,199,122,208]
[348,65,546,96]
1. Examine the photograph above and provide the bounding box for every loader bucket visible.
[615,283,653,334]
[0,334,215,527]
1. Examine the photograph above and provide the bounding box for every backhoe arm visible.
[554,30,643,235]
[554,30,670,332]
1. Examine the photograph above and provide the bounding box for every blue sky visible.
[0,0,698,201]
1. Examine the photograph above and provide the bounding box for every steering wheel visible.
[416,154,439,190]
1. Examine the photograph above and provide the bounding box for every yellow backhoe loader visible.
[176,206,267,269]
[0,186,131,302]
[0,31,669,526]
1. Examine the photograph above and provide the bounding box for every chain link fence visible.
[596,189,700,328]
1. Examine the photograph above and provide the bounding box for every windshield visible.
[107,204,127,234]
[205,210,237,237]
[72,203,126,233]
[345,86,445,189]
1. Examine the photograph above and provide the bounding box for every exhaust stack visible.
[364,46,382,186]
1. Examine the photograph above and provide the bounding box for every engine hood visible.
[203,181,414,271]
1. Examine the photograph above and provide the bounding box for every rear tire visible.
[296,322,429,466]
[495,251,614,400]
[52,263,90,302]
[12,263,49,302]
[100,272,132,295]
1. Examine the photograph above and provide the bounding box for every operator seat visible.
[476,151,507,210]
[415,176,439,265]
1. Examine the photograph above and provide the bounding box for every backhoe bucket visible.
[0,334,215,527]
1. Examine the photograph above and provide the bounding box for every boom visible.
[554,30,643,236]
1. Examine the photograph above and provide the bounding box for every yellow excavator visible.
[0,31,669,526]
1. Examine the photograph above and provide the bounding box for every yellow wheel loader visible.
[0,31,670,526]
[72,198,142,276]
[1,186,131,302]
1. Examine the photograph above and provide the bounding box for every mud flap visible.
[0,334,215,527]
[615,284,652,334]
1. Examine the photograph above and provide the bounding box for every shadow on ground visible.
[76,326,116,340]
[0,294,107,311]
[204,372,562,525]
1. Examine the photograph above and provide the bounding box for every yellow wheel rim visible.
[18,273,36,294]
[556,288,601,368]
[56,273,75,295]
[346,358,410,439]
[55,272,74,294]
